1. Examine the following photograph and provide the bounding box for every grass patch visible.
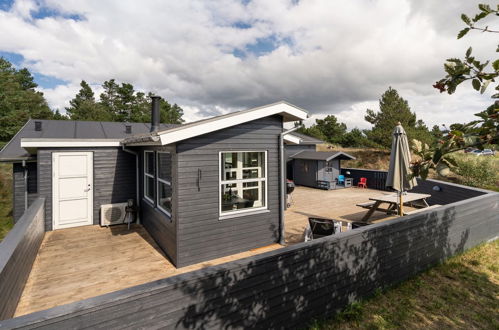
[0,162,13,241]
[310,240,499,330]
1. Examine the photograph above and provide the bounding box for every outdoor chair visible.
[358,177,367,188]
[305,218,338,241]
[337,175,345,185]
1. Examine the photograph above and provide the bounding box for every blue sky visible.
[0,51,67,88]
[0,0,496,127]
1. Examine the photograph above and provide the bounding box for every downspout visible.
[22,160,28,212]
[279,124,303,245]
[122,145,140,224]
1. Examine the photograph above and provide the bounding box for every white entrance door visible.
[52,152,93,230]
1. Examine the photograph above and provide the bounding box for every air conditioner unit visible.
[100,203,128,226]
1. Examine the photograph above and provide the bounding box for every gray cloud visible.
[0,0,496,128]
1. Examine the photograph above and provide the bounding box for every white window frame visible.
[156,151,172,217]
[144,150,155,204]
[219,150,268,217]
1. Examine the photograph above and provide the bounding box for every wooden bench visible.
[356,201,376,209]
[404,204,441,215]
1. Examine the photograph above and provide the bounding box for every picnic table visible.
[357,192,432,222]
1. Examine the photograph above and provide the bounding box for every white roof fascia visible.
[21,138,122,148]
[158,102,308,146]
[283,134,302,145]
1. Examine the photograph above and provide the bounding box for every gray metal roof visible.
[290,150,356,161]
[0,119,179,162]
[287,132,324,145]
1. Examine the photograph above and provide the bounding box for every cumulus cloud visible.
[0,0,496,127]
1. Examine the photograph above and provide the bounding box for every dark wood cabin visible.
[0,101,308,267]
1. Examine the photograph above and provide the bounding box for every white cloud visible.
[0,0,496,125]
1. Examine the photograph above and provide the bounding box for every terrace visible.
[1,173,494,326]
[14,186,414,316]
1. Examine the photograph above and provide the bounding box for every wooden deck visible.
[15,186,406,317]
[14,224,280,317]
[284,186,409,244]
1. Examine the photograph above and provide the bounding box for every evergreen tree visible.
[365,87,431,148]
[66,81,112,121]
[0,58,54,141]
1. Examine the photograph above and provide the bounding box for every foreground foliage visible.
[413,3,498,180]
[311,240,499,330]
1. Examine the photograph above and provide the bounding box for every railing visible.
[0,198,45,321]
[1,184,497,329]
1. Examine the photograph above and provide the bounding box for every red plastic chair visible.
[358,177,367,188]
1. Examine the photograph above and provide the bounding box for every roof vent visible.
[125,125,132,134]
[35,121,42,131]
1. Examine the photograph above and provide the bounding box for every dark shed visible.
[284,132,324,180]
[291,150,355,189]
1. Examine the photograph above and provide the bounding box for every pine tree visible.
[365,87,430,148]
[66,81,112,121]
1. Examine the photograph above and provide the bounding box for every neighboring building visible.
[0,100,308,267]
[290,150,355,189]
[283,132,324,180]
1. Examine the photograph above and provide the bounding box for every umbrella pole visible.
[399,192,403,216]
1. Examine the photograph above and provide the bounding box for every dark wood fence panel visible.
[1,187,497,329]
[0,198,45,321]
[341,168,487,205]
[341,168,389,190]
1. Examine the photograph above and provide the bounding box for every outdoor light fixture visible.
[346,171,351,175]
[432,185,442,192]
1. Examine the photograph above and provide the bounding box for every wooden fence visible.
[0,186,497,329]
[0,198,45,320]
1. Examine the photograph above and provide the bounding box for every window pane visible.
[221,182,265,213]
[243,152,262,167]
[158,182,172,214]
[145,152,154,175]
[158,153,171,182]
[145,176,154,200]
[243,169,259,179]
[221,151,265,181]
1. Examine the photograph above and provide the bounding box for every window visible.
[144,151,155,203]
[157,152,172,216]
[220,151,267,215]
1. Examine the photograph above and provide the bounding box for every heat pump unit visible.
[100,203,127,226]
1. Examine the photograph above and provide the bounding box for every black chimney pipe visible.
[150,96,161,132]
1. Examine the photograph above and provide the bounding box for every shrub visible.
[452,155,499,189]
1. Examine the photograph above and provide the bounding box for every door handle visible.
[85,184,91,192]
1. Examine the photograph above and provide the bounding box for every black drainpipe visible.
[22,160,28,212]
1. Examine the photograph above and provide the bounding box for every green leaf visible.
[457,27,470,39]
[466,47,472,57]
[473,11,488,22]
[493,59,499,71]
[472,79,481,91]
[461,14,472,25]
[478,4,492,13]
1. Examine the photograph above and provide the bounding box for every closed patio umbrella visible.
[385,122,417,215]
